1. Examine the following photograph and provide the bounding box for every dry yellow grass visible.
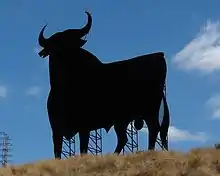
[1,148,220,176]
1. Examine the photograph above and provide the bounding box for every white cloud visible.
[167,126,208,143]
[26,86,41,97]
[206,94,220,119]
[172,20,220,74]
[128,122,208,143]
[0,86,7,98]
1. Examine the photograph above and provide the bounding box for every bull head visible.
[38,11,92,58]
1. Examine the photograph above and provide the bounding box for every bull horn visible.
[38,24,48,47]
[79,11,92,37]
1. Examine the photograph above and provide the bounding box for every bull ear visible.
[38,48,49,58]
[79,39,87,47]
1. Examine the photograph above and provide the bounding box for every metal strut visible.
[62,136,76,158]
[0,132,12,167]
[122,121,139,155]
[61,129,103,158]
[88,129,102,155]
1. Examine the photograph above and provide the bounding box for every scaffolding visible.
[62,136,76,158]
[88,129,102,155]
[156,136,167,150]
[122,121,139,154]
[121,123,167,154]
[0,132,12,167]
[61,129,102,158]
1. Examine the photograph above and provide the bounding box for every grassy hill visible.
[1,148,220,176]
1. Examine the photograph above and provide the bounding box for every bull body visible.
[50,50,166,131]
[38,11,170,159]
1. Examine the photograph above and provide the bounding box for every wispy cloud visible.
[26,86,41,97]
[0,86,7,98]
[128,123,208,143]
[206,94,220,119]
[167,126,208,143]
[172,20,220,74]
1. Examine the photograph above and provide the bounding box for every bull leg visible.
[52,132,63,159]
[145,114,160,150]
[47,91,63,159]
[114,122,129,154]
[159,94,170,151]
[79,131,90,155]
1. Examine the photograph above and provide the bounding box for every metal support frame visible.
[88,129,102,155]
[0,132,12,167]
[123,121,139,154]
[61,136,76,158]
[61,129,103,158]
[156,137,166,150]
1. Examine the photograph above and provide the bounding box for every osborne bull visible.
[38,11,170,159]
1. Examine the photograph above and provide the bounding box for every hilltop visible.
[1,148,220,176]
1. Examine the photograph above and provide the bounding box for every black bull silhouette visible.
[38,11,170,159]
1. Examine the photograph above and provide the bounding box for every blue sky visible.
[1,0,220,164]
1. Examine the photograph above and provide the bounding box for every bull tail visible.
[159,90,170,151]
